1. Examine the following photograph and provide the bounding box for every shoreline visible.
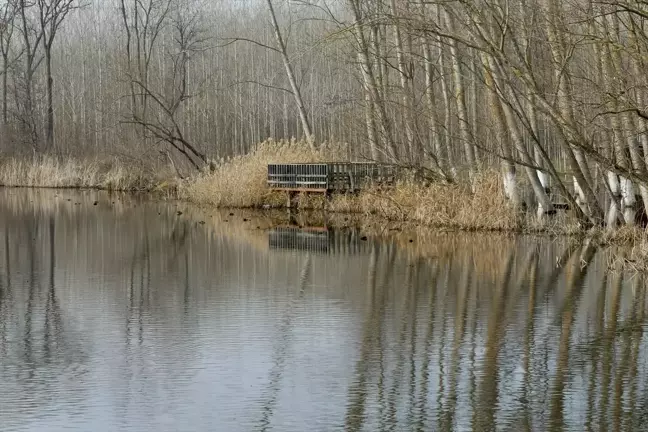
[0,183,645,271]
[2,182,634,249]
[0,172,644,241]
[1,147,647,259]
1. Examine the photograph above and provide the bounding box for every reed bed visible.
[0,155,173,191]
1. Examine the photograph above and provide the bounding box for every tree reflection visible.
[335,236,648,431]
[44,216,63,363]
[625,275,647,431]
[1,191,648,431]
[522,249,539,432]
[414,260,439,432]
[440,260,472,430]
[0,227,10,357]
[472,250,515,432]
[23,216,38,378]
[258,254,312,431]
[344,244,395,431]
[549,241,596,431]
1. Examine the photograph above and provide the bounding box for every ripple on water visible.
[0,190,647,431]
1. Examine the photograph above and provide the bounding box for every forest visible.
[1,0,648,230]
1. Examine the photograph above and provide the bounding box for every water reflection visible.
[268,226,368,255]
[0,189,647,432]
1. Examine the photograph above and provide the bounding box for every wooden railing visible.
[267,162,398,193]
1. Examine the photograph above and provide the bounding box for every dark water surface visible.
[0,189,647,432]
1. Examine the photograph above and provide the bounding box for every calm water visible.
[0,189,647,432]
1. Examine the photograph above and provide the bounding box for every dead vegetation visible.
[0,155,176,192]
[181,139,347,207]
[330,172,521,231]
[181,140,534,232]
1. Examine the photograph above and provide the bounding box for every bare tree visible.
[125,4,207,170]
[17,0,44,149]
[347,0,396,160]
[119,0,173,139]
[37,0,80,150]
[0,0,17,128]
[442,7,476,182]
[265,0,314,148]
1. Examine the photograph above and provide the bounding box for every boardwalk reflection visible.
[0,189,646,431]
[268,226,368,255]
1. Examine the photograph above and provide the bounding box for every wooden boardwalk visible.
[267,162,398,193]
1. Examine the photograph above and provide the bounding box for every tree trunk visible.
[439,41,455,177]
[529,104,550,193]
[390,0,418,163]
[422,31,446,177]
[541,0,602,222]
[487,57,555,215]
[347,0,396,159]
[45,47,54,150]
[265,0,314,149]
[2,56,6,126]
[443,8,476,182]
[363,83,379,161]
[597,9,647,225]
[482,54,519,206]
[606,171,621,229]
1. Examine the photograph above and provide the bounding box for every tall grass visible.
[182,138,347,207]
[181,139,526,231]
[326,171,521,231]
[0,156,173,191]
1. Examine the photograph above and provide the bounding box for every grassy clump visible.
[181,138,347,207]
[327,171,521,231]
[0,155,174,191]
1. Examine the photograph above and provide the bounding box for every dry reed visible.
[181,138,347,207]
[8,141,647,255]
[329,171,522,231]
[0,155,174,191]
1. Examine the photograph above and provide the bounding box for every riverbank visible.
[2,141,648,251]
[0,169,646,272]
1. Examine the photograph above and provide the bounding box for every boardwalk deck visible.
[267,162,398,193]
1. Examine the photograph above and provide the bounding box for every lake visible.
[0,189,646,432]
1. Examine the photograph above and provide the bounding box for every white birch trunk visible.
[621,176,637,225]
[486,56,554,215]
[606,171,620,229]
[502,163,520,206]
